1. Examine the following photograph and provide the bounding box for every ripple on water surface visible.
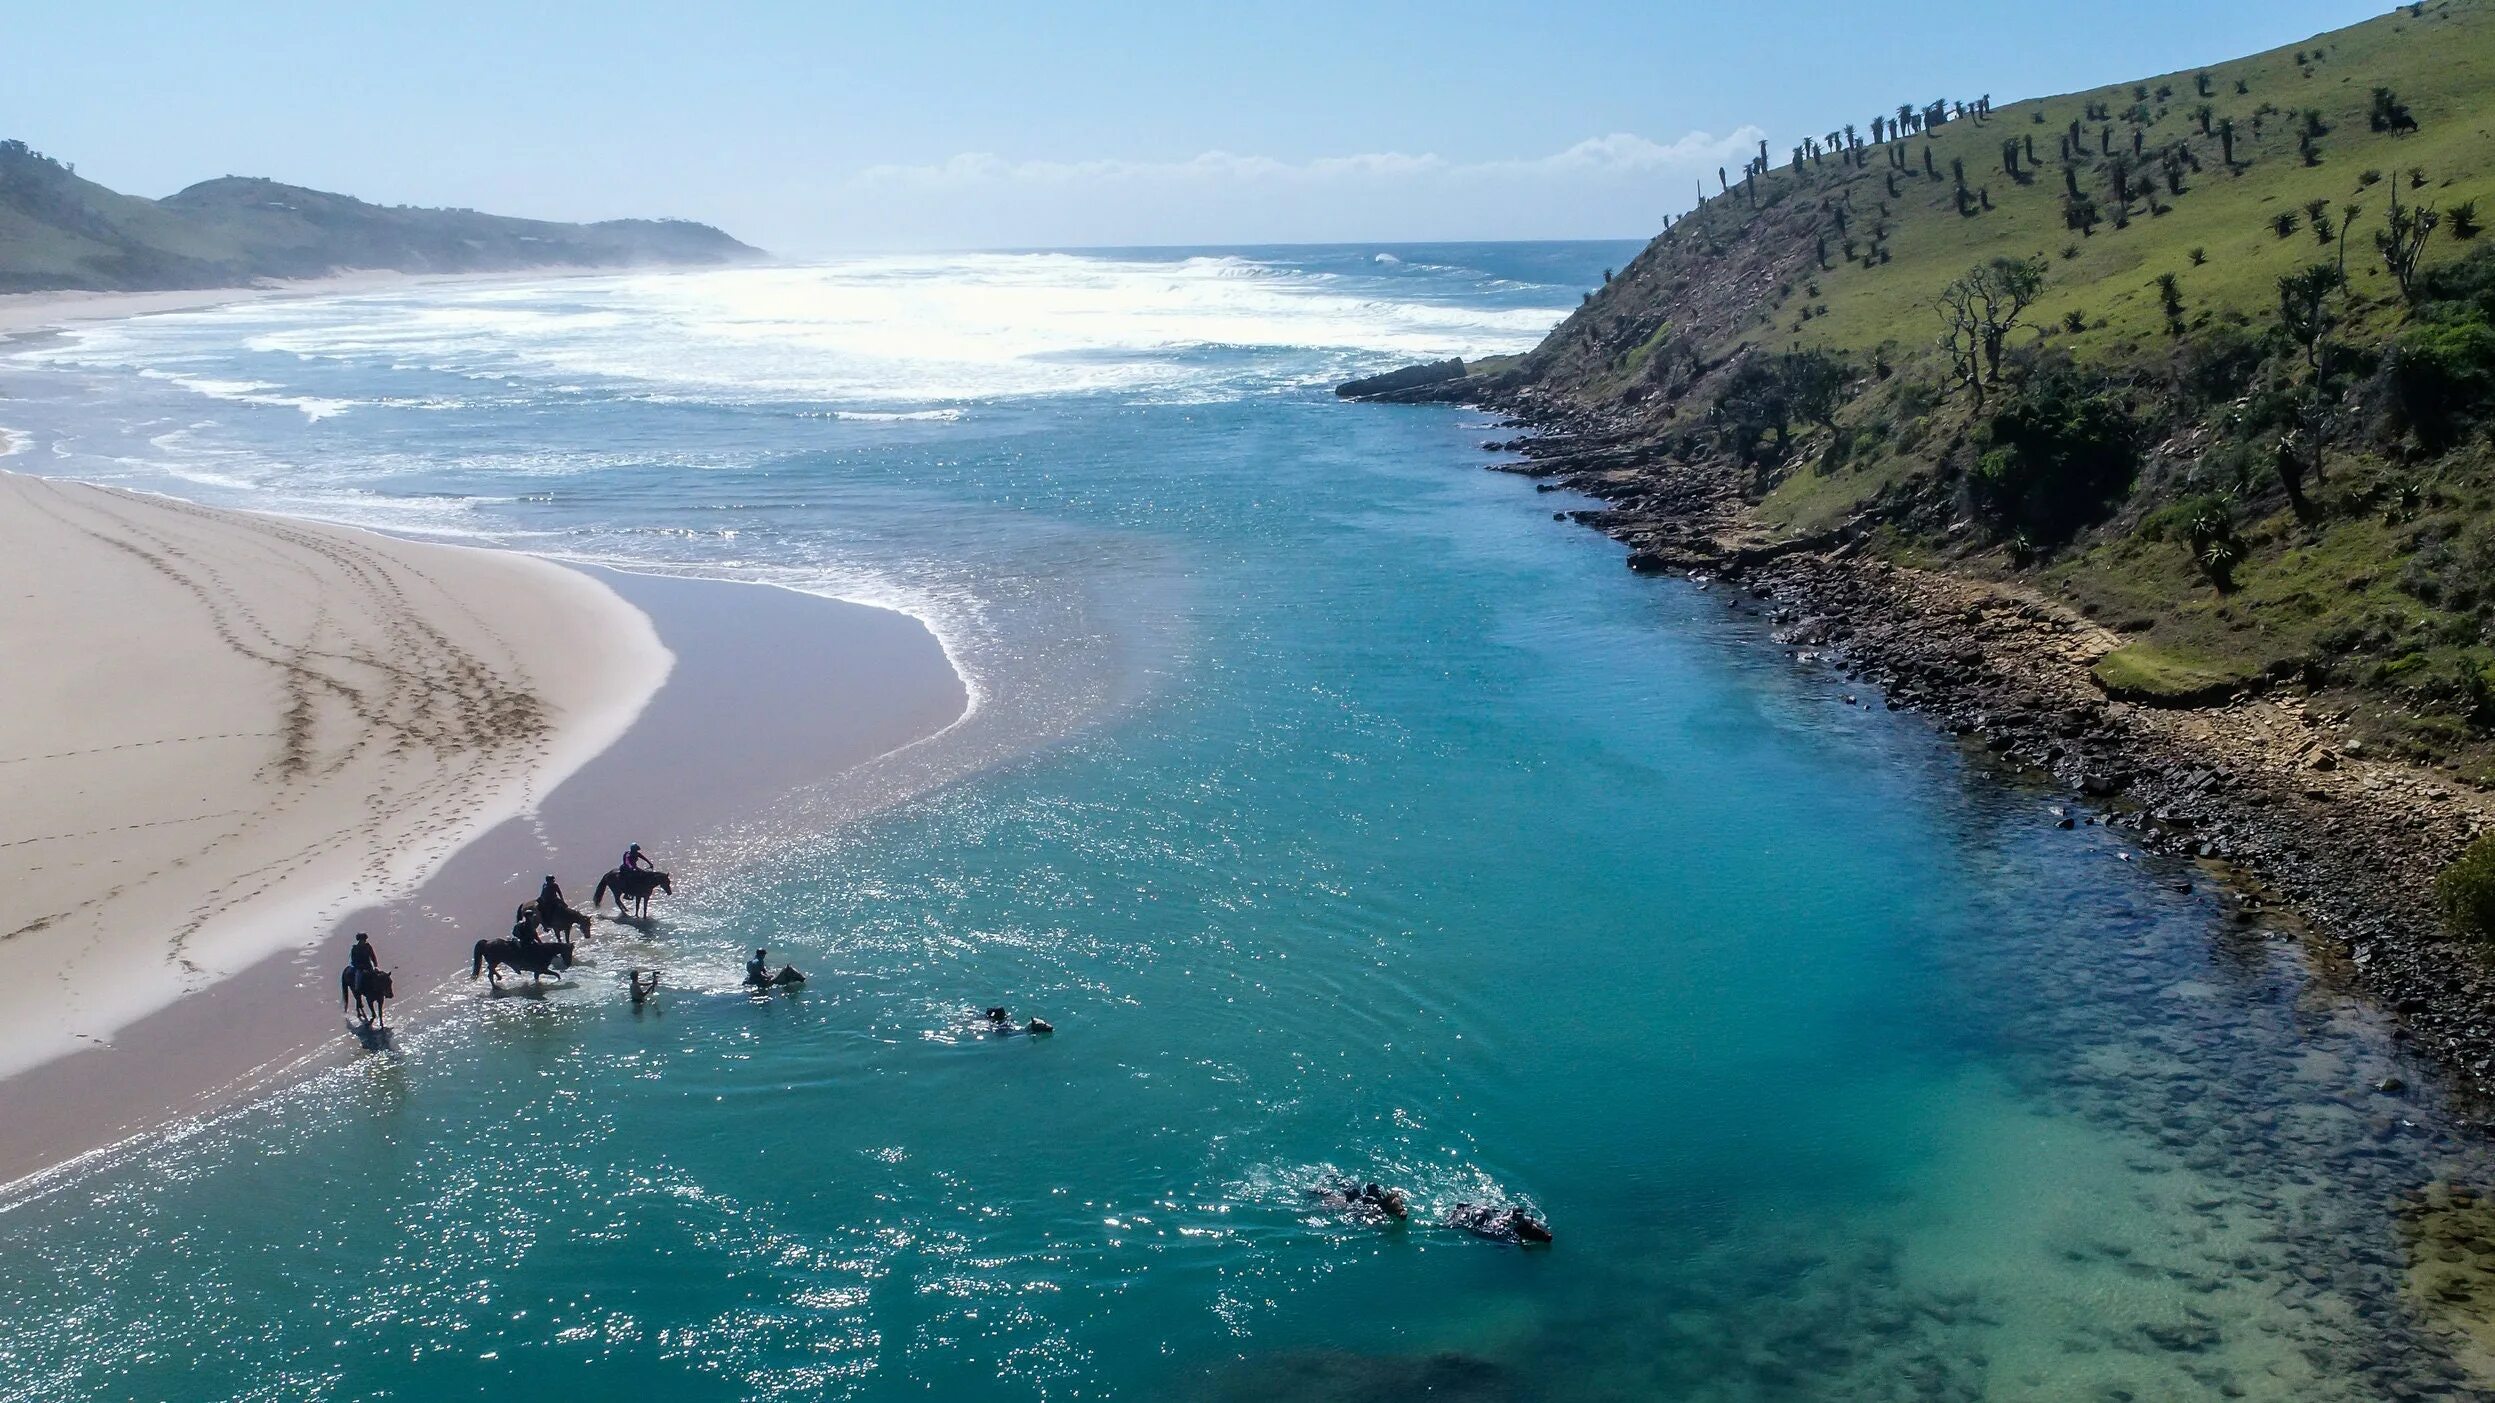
[4,247,2494,1401]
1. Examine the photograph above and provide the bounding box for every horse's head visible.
[371,970,395,1000]
[656,872,673,894]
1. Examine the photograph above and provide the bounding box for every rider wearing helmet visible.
[621,843,653,872]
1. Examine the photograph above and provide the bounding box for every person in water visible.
[1308,1180,1408,1221]
[620,843,653,872]
[627,968,660,1006]
[984,1006,1054,1035]
[747,949,805,987]
[1445,1202,1552,1244]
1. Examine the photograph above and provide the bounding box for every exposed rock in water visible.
[1336,359,1471,403]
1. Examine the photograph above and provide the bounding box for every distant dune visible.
[0,139,763,293]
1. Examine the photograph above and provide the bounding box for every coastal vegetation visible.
[0,140,760,292]
[1429,0,2495,798]
[2445,832,2495,942]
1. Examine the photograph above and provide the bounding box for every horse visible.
[519,899,593,940]
[471,936,576,986]
[340,965,395,1026]
[594,867,672,920]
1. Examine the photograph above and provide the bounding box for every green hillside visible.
[0,141,761,293]
[1470,0,2495,783]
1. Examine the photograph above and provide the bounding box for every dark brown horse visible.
[471,936,575,985]
[340,965,395,1025]
[519,899,593,940]
[593,867,672,920]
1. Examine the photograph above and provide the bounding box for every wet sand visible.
[0,472,665,1078]
[0,560,967,1188]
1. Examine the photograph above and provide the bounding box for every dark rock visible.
[1335,359,1468,401]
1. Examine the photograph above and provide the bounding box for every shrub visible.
[1964,364,2139,545]
[2415,244,2495,320]
[2382,315,2495,449]
[2172,323,2268,408]
[2400,519,2495,612]
[2439,833,2495,945]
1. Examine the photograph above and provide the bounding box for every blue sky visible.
[13,1,2392,251]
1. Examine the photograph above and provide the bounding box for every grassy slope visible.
[1790,3,2495,362]
[1503,0,2495,781]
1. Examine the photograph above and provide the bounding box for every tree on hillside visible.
[2276,262,2346,511]
[1938,256,2049,405]
[2219,117,2239,167]
[1783,349,1851,430]
[2378,186,2443,303]
[2308,200,2336,245]
[2370,87,2420,135]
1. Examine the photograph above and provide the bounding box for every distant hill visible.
[0,141,762,293]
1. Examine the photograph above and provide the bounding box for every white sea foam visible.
[20,252,1569,412]
[132,368,357,420]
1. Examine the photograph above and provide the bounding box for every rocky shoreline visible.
[1399,381,2495,1109]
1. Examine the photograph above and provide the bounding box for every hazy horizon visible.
[20,1,2390,253]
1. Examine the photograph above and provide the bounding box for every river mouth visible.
[2,249,2491,1400]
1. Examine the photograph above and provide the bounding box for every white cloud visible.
[773,127,1764,250]
[854,129,1763,191]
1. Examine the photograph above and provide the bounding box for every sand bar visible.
[0,540,971,1187]
[0,472,669,1080]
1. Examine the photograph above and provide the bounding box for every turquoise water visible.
[2,246,2490,1400]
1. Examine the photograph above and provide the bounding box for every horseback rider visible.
[747,948,769,986]
[349,932,378,975]
[537,875,568,930]
[513,904,542,948]
[621,843,653,873]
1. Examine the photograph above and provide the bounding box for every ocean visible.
[0,244,2486,1400]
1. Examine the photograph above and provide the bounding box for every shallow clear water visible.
[3,245,2490,1400]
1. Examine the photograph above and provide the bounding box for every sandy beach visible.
[0,481,972,1187]
[0,471,669,1080]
